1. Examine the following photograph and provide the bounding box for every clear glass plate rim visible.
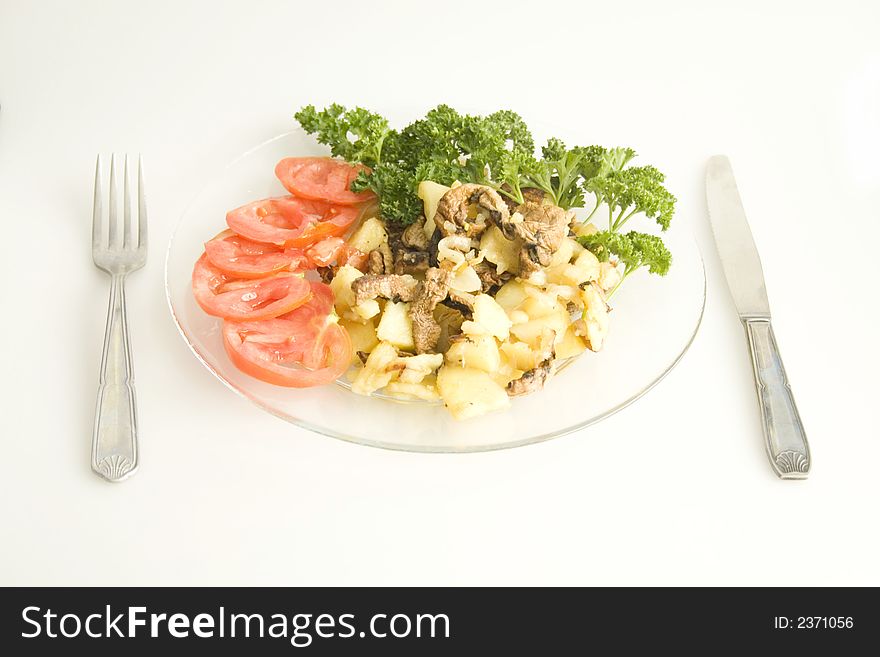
[164,131,708,453]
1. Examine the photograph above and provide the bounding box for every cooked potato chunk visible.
[567,264,594,287]
[471,294,512,340]
[509,311,569,346]
[418,180,451,237]
[384,381,441,402]
[448,265,482,293]
[330,264,363,312]
[376,301,414,350]
[544,283,579,303]
[500,340,539,371]
[494,280,529,312]
[492,355,524,388]
[445,335,501,372]
[574,250,601,281]
[340,318,379,356]
[352,298,381,321]
[436,365,511,420]
[351,342,400,395]
[479,225,521,275]
[581,283,610,351]
[508,309,529,325]
[520,289,565,318]
[598,261,622,292]
[548,236,576,267]
[397,353,444,384]
[347,217,388,255]
[555,324,587,359]
[572,221,599,238]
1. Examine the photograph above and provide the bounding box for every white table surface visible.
[2,0,878,586]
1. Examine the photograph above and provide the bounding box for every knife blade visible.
[705,155,810,480]
[705,156,771,318]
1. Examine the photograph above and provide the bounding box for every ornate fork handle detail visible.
[92,274,139,482]
[743,319,810,480]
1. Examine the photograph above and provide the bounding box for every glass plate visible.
[165,129,706,452]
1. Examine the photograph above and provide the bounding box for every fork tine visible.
[108,154,118,247]
[92,155,103,249]
[123,154,132,248]
[137,155,147,250]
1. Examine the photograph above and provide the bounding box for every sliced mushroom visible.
[367,241,394,275]
[497,201,569,280]
[394,249,430,275]
[367,250,385,275]
[410,267,452,354]
[506,359,554,396]
[401,218,430,251]
[472,260,512,293]
[351,274,419,305]
[443,288,476,318]
[435,183,509,239]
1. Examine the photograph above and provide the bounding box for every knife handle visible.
[742,318,810,479]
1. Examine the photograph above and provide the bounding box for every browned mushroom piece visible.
[367,250,385,275]
[367,241,394,275]
[506,358,555,396]
[500,185,547,212]
[434,183,510,239]
[316,266,335,284]
[472,260,512,293]
[393,249,430,275]
[443,288,476,317]
[521,187,547,205]
[351,274,419,305]
[401,218,430,251]
[498,201,569,277]
[410,267,452,354]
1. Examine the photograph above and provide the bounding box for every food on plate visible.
[204,229,311,278]
[222,281,352,388]
[226,195,361,247]
[191,254,313,321]
[275,157,375,205]
[190,105,676,419]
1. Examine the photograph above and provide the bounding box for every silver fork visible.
[91,154,147,482]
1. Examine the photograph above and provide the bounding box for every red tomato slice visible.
[305,236,346,267]
[204,229,310,278]
[340,247,369,271]
[275,157,376,206]
[226,195,360,248]
[191,253,312,320]
[222,282,352,387]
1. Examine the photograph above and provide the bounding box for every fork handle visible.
[92,274,139,482]
[743,318,810,480]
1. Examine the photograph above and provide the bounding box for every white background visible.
[1,0,878,586]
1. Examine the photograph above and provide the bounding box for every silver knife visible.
[706,155,810,480]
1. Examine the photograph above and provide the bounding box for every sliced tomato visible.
[340,247,370,271]
[305,236,346,267]
[191,253,312,320]
[275,157,376,206]
[222,282,352,387]
[204,229,310,278]
[226,195,360,248]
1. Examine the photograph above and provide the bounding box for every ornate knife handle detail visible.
[92,275,139,482]
[743,319,810,480]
